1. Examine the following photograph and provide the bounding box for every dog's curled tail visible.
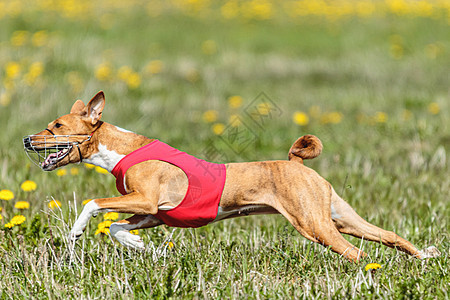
[288,135,323,164]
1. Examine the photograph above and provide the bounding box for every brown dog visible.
[23,91,440,261]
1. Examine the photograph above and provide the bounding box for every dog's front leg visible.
[70,192,159,241]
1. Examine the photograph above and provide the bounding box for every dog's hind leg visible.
[110,215,163,250]
[330,188,440,259]
[277,204,366,262]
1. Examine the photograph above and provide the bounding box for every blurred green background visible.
[0,0,448,298]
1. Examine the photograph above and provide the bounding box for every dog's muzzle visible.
[23,134,91,170]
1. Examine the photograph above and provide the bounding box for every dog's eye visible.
[55,123,63,128]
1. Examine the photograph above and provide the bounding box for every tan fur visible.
[28,91,440,262]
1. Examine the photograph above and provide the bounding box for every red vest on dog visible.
[111,140,226,228]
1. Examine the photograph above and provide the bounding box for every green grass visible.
[0,7,449,299]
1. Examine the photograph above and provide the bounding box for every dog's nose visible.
[23,137,32,150]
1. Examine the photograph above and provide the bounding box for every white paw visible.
[110,224,145,250]
[418,246,441,259]
[69,227,84,241]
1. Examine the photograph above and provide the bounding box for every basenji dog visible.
[23,91,440,262]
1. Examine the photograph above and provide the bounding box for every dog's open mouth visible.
[23,135,90,171]
[40,146,72,169]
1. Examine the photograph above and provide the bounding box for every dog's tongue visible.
[43,152,58,167]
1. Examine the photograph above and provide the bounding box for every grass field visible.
[0,1,449,298]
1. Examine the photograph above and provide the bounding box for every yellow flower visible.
[257,102,271,115]
[365,263,382,272]
[228,96,243,109]
[0,189,14,201]
[70,167,79,175]
[4,223,14,229]
[95,63,113,81]
[320,112,343,124]
[31,30,48,47]
[103,212,119,221]
[428,102,440,115]
[130,230,139,235]
[0,207,2,212]
[126,72,141,89]
[374,112,388,123]
[293,111,309,126]
[0,93,11,107]
[11,30,28,47]
[229,114,241,127]
[117,66,133,81]
[165,241,174,249]
[201,40,217,55]
[56,169,67,177]
[95,227,110,235]
[212,123,225,135]
[98,220,113,230]
[20,180,37,192]
[84,163,95,169]
[5,61,21,79]
[145,60,164,74]
[10,215,26,225]
[15,201,30,210]
[202,110,218,123]
[95,166,109,174]
[82,199,92,205]
[0,215,2,220]
[48,200,61,209]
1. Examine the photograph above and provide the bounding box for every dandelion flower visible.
[293,111,309,126]
[202,110,218,123]
[95,166,109,174]
[5,62,21,79]
[228,96,243,109]
[0,215,2,220]
[212,123,225,135]
[21,180,37,192]
[103,212,119,221]
[229,114,241,127]
[95,220,113,235]
[85,163,95,169]
[257,103,271,115]
[97,220,113,230]
[70,167,79,175]
[95,63,113,81]
[428,102,440,115]
[165,241,174,249]
[48,200,61,209]
[82,199,92,205]
[4,223,14,229]
[374,112,388,123]
[145,60,164,74]
[95,227,110,235]
[10,215,26,225]
[56,169,67,177]
[365,263,382,272]
[130,230,139,235]
[0,189,15,201]
[15,201,30,210]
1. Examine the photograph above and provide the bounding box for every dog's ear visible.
[70,100,85,114]
[84,91,105,125]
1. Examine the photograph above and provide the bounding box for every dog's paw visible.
[418,246,441,259]
[109,224,145,250]
[69,227,85,242]
[122,233,145,250]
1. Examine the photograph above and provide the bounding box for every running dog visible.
[23,91,440,261]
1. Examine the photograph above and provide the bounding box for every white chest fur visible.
[84,143,125,172]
